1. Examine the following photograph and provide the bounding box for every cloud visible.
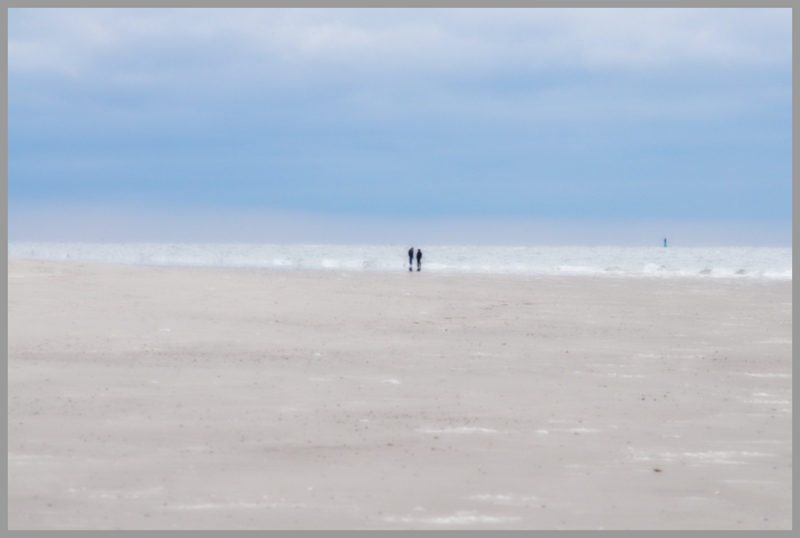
[8,8,791,231]
[504,8,791,70]
[9,8,790,83]
[9,8,790,131]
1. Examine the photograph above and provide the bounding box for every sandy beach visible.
[7,258,792,529]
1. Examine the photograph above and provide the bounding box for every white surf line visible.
[680,451,774,458]
[7,272,63,278]
[571,371,645,378]
[723,479,778,484]
[543,427,602,434]
[469,494,538,506]
[741,373,791,378]
[715,413,787,417]
[85,486,164,500]
[8,453,56,464]
[168,502,279,510]
[629,449,775,465]
[416,426,508,434]
[385,511,522,525]
[167,499,309,510]
[587,363,638,368]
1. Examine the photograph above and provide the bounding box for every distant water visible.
[8,243,792,280]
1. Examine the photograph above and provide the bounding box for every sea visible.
[7,243,792,280]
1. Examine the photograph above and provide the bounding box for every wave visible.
[7,243,792,280]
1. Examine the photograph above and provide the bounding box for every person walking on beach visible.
[408,247,414,271]
[416,248,423,272]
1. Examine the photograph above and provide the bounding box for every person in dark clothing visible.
[416,248,422,271]
[408,247,414,271]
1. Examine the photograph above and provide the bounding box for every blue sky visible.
[7,8,792,245]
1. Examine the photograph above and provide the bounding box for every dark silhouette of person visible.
[664,238,668,247]
[416,248,422,271]
[408,247,414,271]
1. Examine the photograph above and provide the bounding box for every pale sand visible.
[7,258,792,530]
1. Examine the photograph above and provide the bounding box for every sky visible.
[7,8,793,245]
